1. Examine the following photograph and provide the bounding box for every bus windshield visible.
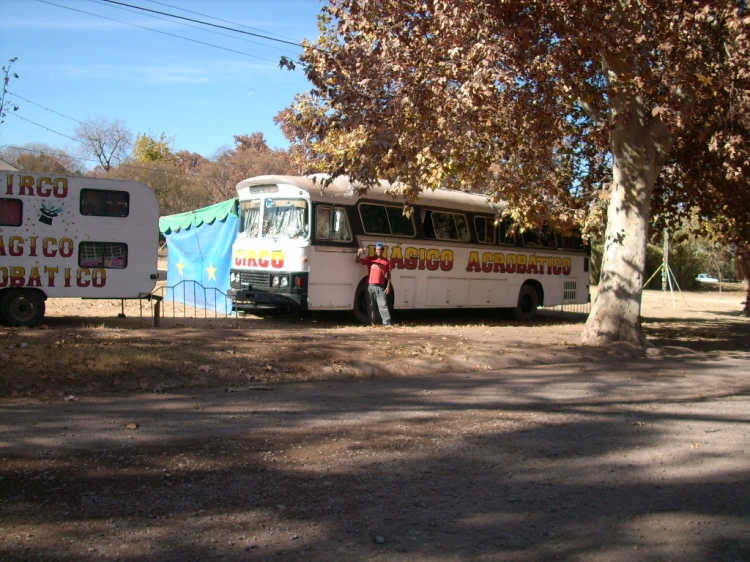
[240,198,309,239]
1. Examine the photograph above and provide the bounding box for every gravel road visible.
[2,346,749,561]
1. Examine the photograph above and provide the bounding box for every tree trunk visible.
[735,247,750,317]
[581,161,652,346]
[581,77,675,346]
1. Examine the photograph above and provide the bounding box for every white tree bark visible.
[582,66,675,345]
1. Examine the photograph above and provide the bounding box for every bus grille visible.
[563,280,577,302]
[241,271,270,287]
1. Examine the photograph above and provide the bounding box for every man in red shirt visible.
[355,242,393,326]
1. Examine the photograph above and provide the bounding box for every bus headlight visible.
[230,272,238,283]
[271,275,280,287]
[280,276,289,288]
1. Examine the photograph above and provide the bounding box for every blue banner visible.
[161,200,238,314]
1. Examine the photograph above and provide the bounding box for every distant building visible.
[0,158,19,171]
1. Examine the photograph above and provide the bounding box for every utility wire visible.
[7,91,87,127]
[87,0,302,56]
[8,113,79,143]
[99,0,307,48]
[143,0,301,44]
[35,0,280,63]
[6,91,134,142]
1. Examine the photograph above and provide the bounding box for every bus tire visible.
[352,279,370,324]
[514,284,539,321]
[0,289,46,328]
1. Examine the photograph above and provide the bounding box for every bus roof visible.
[235,174,506,214]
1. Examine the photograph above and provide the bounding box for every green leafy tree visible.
[133,132,175,163]
[280,0,750,346]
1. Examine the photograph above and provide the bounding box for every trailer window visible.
[0,198,22,226]
[80,189,129,217]
[316,206,352,242]
[359,203,415,237]
[78,242,128,269]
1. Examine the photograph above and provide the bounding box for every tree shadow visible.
[644,317,750,352]
[2,355,749,561]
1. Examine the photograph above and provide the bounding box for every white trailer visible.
[0,172,160,327]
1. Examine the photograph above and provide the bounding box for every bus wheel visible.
[0,289,46,328]
[351,279,370,324]
[514,284,539,321]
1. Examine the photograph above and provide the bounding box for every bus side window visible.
[331,208,352,241]
[422,210,436,239]
[360,203,390,235]
[316,206,352,242]
[539,225,557,249]
[431,211,470,241]
[475,217,495,244]
[360,203,415,237]
[386,206,415,236]
[498,218,516,246]
[315,206,331,239]
[522,229,541,247]
[561,232,585,251]
[522,225,557,249]
[455,214,470,241]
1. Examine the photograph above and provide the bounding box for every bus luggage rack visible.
[148,281,237,327]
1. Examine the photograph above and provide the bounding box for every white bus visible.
[228,175,590,322]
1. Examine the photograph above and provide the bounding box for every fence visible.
[147,280,238,327]
[135,276,593,326]
[540,301,591,320]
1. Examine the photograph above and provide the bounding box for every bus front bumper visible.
[228,288,304,310]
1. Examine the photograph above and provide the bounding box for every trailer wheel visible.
[514,284,539,321]
[351,279,369,324]
[0,289,46,328]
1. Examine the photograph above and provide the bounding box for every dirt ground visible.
[1,286,749,561]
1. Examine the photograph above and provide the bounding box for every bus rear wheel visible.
[0,289,46,327]
[514,284,539,321]
[351,280,395,325]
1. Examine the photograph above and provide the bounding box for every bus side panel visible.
[359,240,588,310]
[304,246,360,310]
[393,273,416,309]
[469,278,509,306]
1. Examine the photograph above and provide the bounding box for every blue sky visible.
[0,0,325,164]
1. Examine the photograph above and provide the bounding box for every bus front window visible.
[263,199,309,239]
[240,200,261,237]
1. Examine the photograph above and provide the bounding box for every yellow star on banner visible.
[176,258,186,276]
[206,261,217,281]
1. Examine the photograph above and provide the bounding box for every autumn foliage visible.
[280,0,750,341]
